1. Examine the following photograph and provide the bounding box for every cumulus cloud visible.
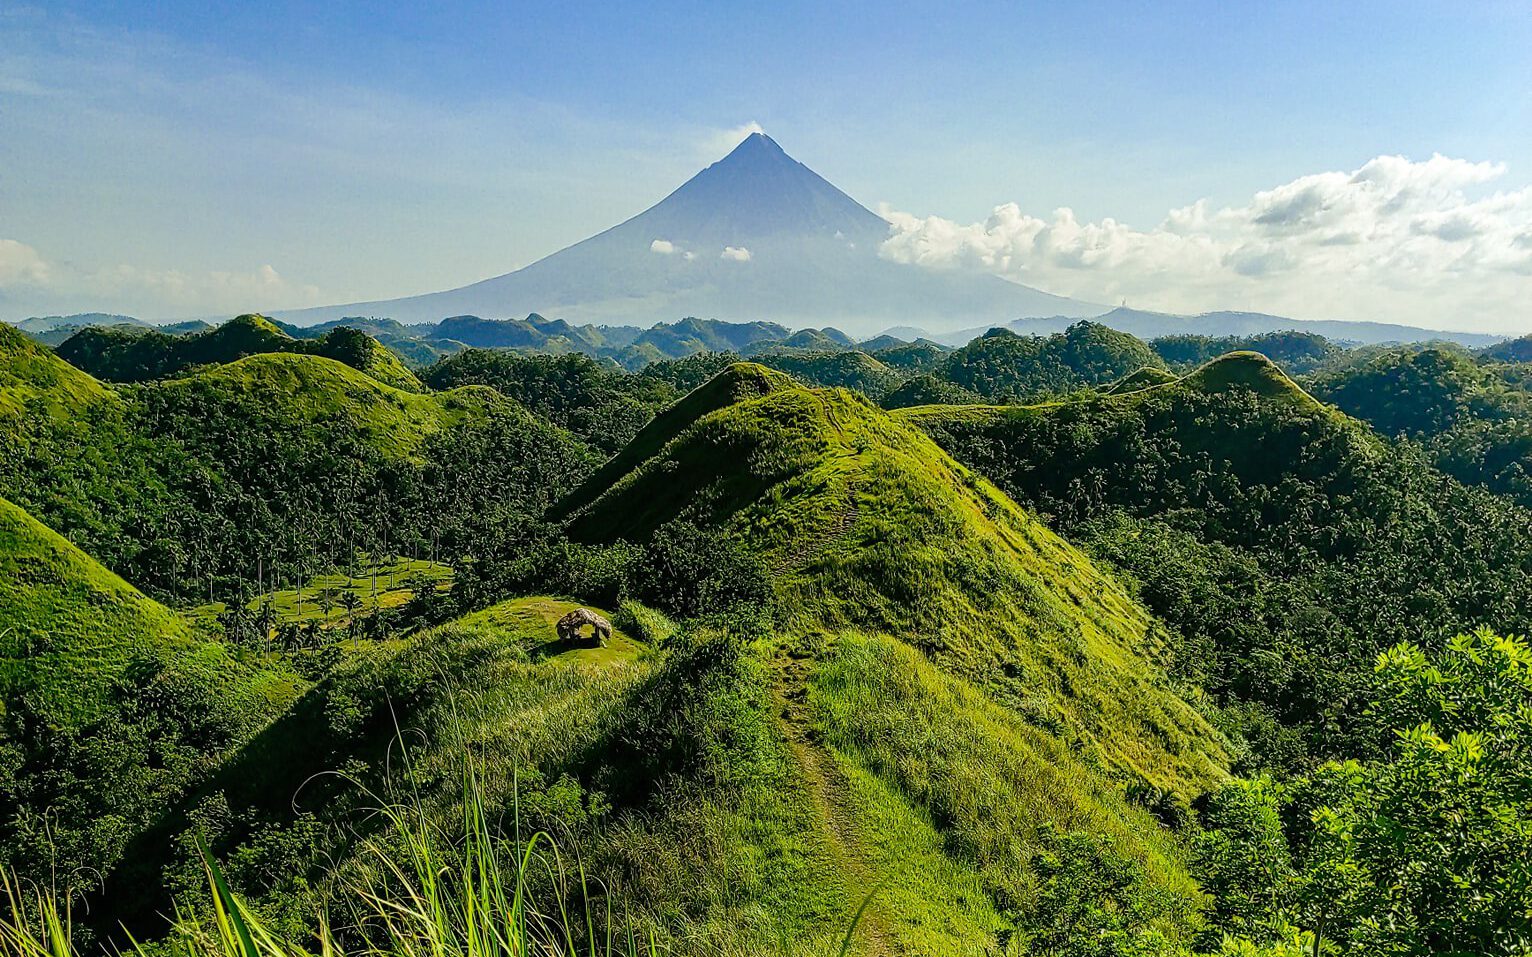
[721,246,752,262]
[650,239,677,255]
[879,154,1532,329]
[0,238,322,319]
[0,240,51,287]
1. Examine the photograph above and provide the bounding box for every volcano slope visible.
[902,352,1532,770]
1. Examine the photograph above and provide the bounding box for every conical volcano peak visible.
[648,131,890,245]
[278,128,1099,329]
[721,130,789,163]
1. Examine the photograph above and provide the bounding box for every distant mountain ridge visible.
[941,306,1505,348]
[277,133,1099,332]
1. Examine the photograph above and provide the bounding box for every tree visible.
[1206,630,1532,955]
[315,586,342,621]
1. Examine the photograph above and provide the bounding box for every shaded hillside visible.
[937,321,1167,401]
[1479,333,1532,363]
[752,349,902,399]
[0,335,596,600]
[904,353,1532,768]
[0,494,303,890]
[1151,330,1340,373]
[56,314,423,391]
[1307,346,1532,506]
[879,373,984,409]
[422,349,678,452]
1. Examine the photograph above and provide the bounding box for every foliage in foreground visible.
[1194,631,1532,955]
[0,766,667,957]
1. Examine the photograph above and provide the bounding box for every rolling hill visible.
[903,352,1532,767]
[56,313,424,391]
[0,330,596,600]
[0,493,304,888]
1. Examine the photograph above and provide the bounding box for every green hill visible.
[147,352,493,460]
[879,372,984,409]
[0,494,303,886]
[1477,333,1532,363]
[754,349,902,398]
[1151,330,1340,373]
[0,494,196,723]
[1,337,595,601]
[904,352,1532,769]
[1102,365,1179,395]
[548,366,1230,948]
[936,321,1167,401]
[563,366,1225,781]
[55,314,423,391]
[0,322,114,419]
[1307,346,1532,506]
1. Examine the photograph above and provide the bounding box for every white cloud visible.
[721,246,752,262]
[879,154,1532,330]
[0,238,322,319]
[0,239,51,286]
[650,239,677,255]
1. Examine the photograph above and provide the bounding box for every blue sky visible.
[2,1,1530,328]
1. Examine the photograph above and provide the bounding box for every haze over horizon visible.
[3,1,1531,332]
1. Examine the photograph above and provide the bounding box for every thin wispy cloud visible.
[0,237,322,316]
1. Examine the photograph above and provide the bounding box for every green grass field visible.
[185,557,454,627]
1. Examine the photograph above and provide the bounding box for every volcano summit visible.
[281,133,1098,332]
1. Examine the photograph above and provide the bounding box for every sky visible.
[2,0,1530,331]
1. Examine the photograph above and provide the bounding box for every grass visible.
[146,353,514,461]
[186,558,454,628]
[0,323,113,421]
[0,765,668,957]
[0,494,301,728]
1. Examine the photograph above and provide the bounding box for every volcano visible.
[280,133,1098,333]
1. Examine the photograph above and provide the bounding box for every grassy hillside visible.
[565,368,1226,787]
[0,494,196,723]
[753,349,902,398]
[0,495,304,890]
[143,352,495,460]
[0,322,113,419]
[1103,365,1179,395]
[905,352,1532,768]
